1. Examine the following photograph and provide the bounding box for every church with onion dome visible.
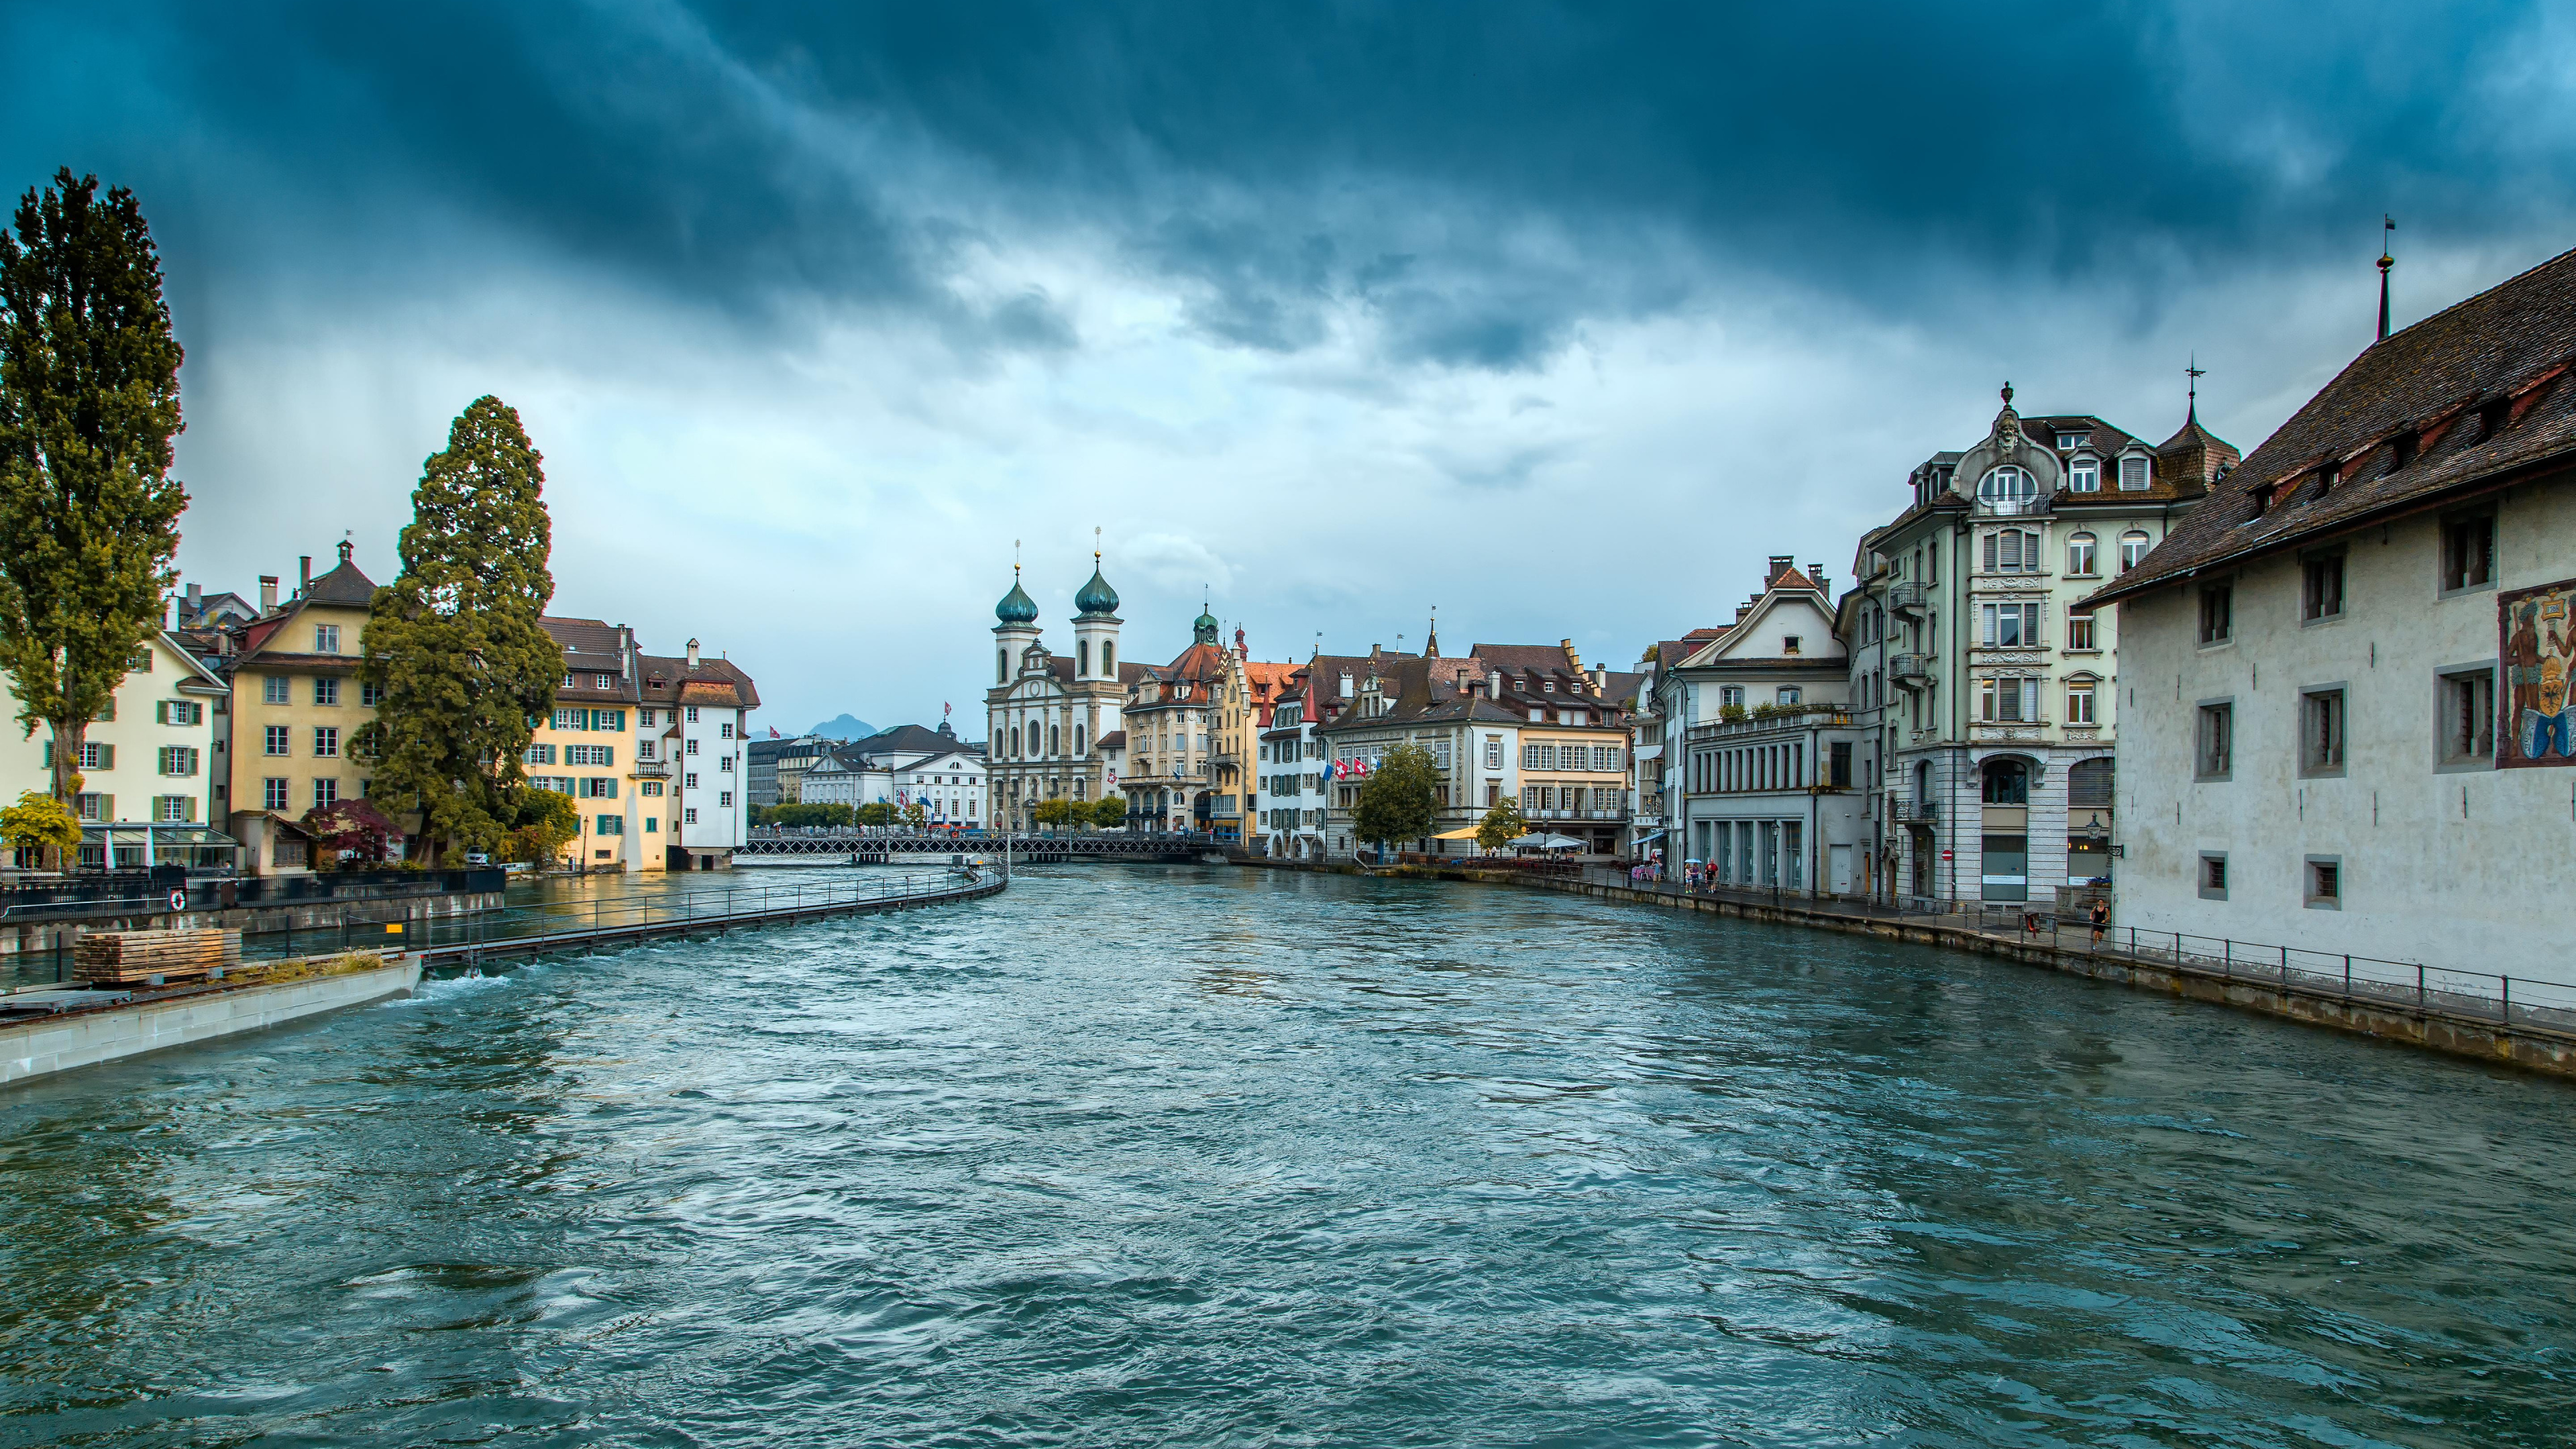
[985,551,1146,833]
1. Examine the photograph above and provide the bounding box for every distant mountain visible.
[810,714,878,741]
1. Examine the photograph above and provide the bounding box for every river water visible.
[2,865,2572,1446]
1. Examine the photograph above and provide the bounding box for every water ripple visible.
[0,865,2571,1446]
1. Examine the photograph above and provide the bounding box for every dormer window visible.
[2068,457,2100,492]
[2118,455,2151,490]
[1978,466,2037,512]
[2055,432,2088,450]
[1782,635,1802,654]
[1542,679,1556,693]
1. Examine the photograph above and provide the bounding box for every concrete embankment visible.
[0,955,423,1087]
[1232,857,2576,1082]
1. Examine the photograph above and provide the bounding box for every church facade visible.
[985,557,1136,833]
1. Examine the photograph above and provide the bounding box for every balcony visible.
[1887,581,1929,616]
[1891,799,1937,824]
[1524,808,1629,822]
[1889,653,1930,682]
[633,757,671,778]
[1684,706,1855,743]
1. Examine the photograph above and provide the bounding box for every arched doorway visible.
[1979,757,2031,904]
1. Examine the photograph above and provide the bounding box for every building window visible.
[1981,601,2041,648]
[2300,689,2347,775]
[264,777,288,811]
[2302,554,2346,621]
[2441,514,2497,594]
[2306,856,2342,910]
[155,794,196,823]
[720,722,735,739]
[2118,531,2151,572]
[1981,758,2028,805]
[314,676,339,706]
[2440,668,2497,766]
[525,743,555,766]
[1719,686,1745,709]
[685,773,698,790]
[1483,738,1502,770]
[686,738,699,755]
[2066,533,2098,576]
[686,706,700,722]
[2067,608,2097,651]
[156,700,204,726]
[360,681,384,707]
[157,745,199,776]
[1978,466,2036,511]
[264,724,290,756]
[2119,455,2151,490]
[263,676,290,705]
[1983,529,2040,573]
[314,624,340,653]
[2196,702,2233,780]
[684,807,699,825]
[314,777,339,808]
[597,814,623,835]
[313,726,339,757]
[2067,681,2096,724]
[1978,676,2039,723]
[595,674,614,689]
[2197,583,2233,645]
[1776,687,1801,706]
[2198,852,2229,900]
[719,791,733,808]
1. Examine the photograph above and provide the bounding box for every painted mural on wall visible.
[2502,577,2576,767]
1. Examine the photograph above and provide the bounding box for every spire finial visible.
[2377,215,2396,343]
[1093,525,1101,563]
[2000,381,2014,408]
[1014,538,1022,578]
[2186,353,2205,425]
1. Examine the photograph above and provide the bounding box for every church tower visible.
[1071,552,1122,682]
[993,565,1040,684]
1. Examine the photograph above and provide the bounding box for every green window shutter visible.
[101,794,114,821]
[98,743,114,770]
[40,741,50,768]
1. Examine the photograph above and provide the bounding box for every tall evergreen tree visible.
[0,170,186,802]
[360,396,557,864]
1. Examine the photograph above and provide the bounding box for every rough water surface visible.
[1,865,2571,1446]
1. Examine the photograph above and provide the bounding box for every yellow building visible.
[530,616,676,872]
[221,543,381,872]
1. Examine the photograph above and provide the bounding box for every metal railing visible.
[1584,873,2576,1037]
[1,872,993,987]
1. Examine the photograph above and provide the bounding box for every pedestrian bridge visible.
[738,831,1216,865]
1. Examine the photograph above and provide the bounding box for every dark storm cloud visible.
[5,0,2567,366]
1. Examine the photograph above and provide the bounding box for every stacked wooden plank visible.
[73,928,242,985]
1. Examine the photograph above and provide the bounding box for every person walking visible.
[2088,898,2110,949]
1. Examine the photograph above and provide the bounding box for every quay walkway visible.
[739,830,1214,865]
[1234,857,2576,1081]
[414,870,1008,967]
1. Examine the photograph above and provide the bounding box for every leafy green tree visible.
[769,802,855,829]
[0,170,186,802]
[1476,798,1527,853]
[1091,796,1128,828]
[359,396,557,865]
[1354,744,1442,852]
[0,788,81,866]
[1030,797,1075,830]
[855,802,896,827]
[900,800,927,830]
[505,787,579,865]
[302,797,400,869]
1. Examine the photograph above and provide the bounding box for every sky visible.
[6,1,2573,735]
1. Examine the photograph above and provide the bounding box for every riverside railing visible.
[1585,873,2576,1038]
[3,872,995,986]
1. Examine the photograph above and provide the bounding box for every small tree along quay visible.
[507,788,579,865]
[1093,796,1127,828]
[0,789,81,863]
[1354,745,1442,853]
[0,170,187,806]
[360,396,559,865]
[1476,798,1527,853]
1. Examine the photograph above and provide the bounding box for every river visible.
[1,865,2571,1446]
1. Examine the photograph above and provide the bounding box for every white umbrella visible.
[1507,833,1586,851]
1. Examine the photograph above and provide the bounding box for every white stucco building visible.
[2092,245,2576,983]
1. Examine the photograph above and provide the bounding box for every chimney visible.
[259,576,279,613]
[686,637,700,668]
[186,581,202,607]
[1809,563,1829,595]
[619,625,632,677]
[1767,554,1794,584]
[298,555,312,595]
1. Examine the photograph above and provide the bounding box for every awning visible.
[80,823,241,847]
[1431,826,1483,841]
[1507,833,1585,851]
[1633,830,1666,844]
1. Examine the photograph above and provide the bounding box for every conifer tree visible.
[360,396,558,864]
[1354,744,1442,853]
[0,170,186,802]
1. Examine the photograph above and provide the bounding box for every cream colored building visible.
[221,542,382,872]
[0,627,229,869]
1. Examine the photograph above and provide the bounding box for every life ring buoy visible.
[168,889,187,912]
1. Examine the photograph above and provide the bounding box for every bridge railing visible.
[2,873,993,985]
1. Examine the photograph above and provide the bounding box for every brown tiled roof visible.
[302,557,378,607]
[1095,730,1126,751]
[641,653,763,710]
[2092,244,2576,605]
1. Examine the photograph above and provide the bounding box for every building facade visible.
[2090,245,2576,977]
[219,542,382,870]
[1658,558,1868,893]
[0,627,230,870]
[641,641,759,869]
[1122,606,1228,833]
[1854,388,2229,906]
